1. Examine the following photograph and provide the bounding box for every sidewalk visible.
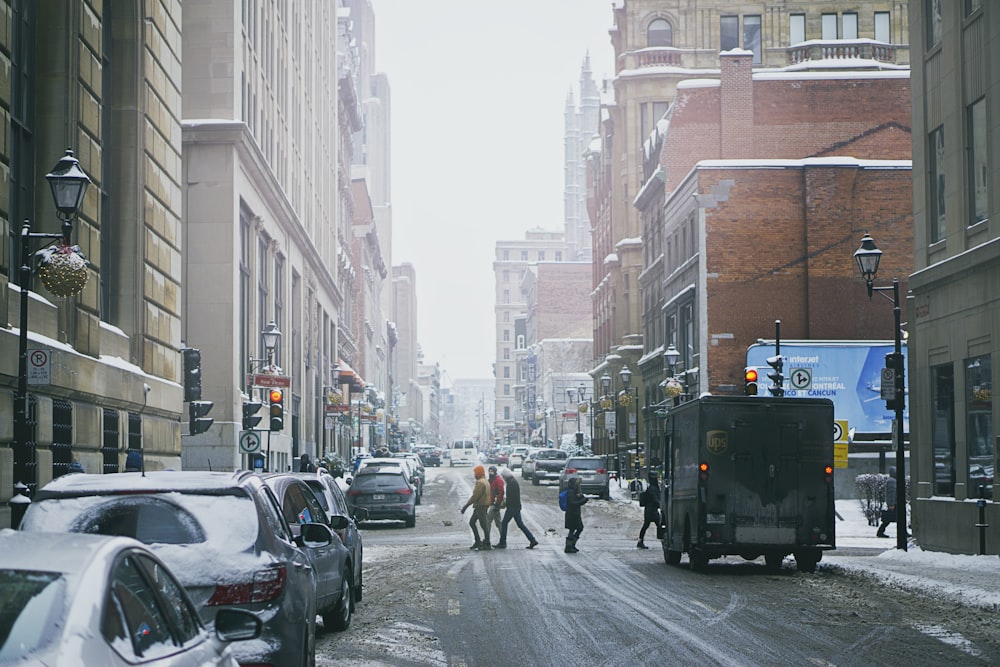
[827,499,1000,610]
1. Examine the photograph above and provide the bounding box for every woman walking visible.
[564,477,588,553]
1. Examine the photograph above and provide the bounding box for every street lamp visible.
[12,151,91,525]
[854,233,907,552]
[619,365,641,487]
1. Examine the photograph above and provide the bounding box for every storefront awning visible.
[337,358,366,391]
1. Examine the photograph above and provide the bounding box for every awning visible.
[337,358,366,391]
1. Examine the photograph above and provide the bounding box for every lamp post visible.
[620,364,641,487]
[854,233,907,551]
[600,371,614,478]
[579,382,594,447]
[12,151,91,524]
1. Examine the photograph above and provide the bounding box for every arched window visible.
[647,18,672,47]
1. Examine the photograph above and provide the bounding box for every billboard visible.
[746,340,908,435]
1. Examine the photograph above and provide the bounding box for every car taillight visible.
[596,468,607,474]
[347,489,361,497]
[565,468,577,474]
[395,487,412,495]
[207,566,287,605]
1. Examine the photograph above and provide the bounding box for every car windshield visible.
[538,450,568,460]
[21,491,257,552]
[0,570,64,660]
[352,472,407,491]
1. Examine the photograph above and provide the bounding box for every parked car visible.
[414,444,442,466]
[288,469,366,602]
[346,467,417,527]
[393,451,427,488]
[508,445,531,469]
[558,456,611,499]
[20,470,324,666]
[0,529,261,666]
[357,457,423,504]
[262,474,355,631]
[532,448,570,485]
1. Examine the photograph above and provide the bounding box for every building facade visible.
[908,0,998,554]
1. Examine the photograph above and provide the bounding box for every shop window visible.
[932,364,955,496]
[965,355,992,499]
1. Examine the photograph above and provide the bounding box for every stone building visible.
[908,1,998,554]
[1,2,185,527]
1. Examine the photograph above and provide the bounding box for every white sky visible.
[371,1,615,382]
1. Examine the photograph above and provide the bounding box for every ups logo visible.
[706,430,728,455]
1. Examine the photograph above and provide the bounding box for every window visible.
[720,16,739,51]
[965,0,983,17]
[503,348,510,360]
[538,251,545,261]
[965,355,992,499]
[555,251,562,262]
[926,0,941,49]
[503,270,509,283]
[503,311,510,323]
[931,364,955,496]
[647,18,672,47]
[790,14,805,45]
[929,126,946,243]
[503,249,510,260]
[520,250,528,261]
[504,384,511,396]
[503,329,510,342]
[968,97,988,225]
[842,13,858,40]
[504,406,511,420]
[743,16,761,63]
[874,12,890,42]
[503,366,510,379]
[822,13,838,39]
[503,289,510,304]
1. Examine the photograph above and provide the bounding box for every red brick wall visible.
[536,263,593,340]
[700,164,912,392]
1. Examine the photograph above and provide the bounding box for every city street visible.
[318,464,1000,666]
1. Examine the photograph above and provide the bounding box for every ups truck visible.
[659,395,835,572]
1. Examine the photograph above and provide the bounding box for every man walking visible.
[461,465,492,550]
[564,477,588,553]
[877,466,899,538]
[637,472,661,549]
[496,468,539,549]
[487,465,505,541]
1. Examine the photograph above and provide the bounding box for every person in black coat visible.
[299,453,315,473]
[637,472,661,549]
[564,477,588,553]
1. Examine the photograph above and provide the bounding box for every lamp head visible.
[261,321,282,354]
[619,364,632,388]
[664,343,681,372]
[854,233,882,297]
[46,150,91,224]
[600,371,612,393]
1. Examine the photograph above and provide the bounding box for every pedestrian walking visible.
[460,465,492,550]
[637,472,661,549]
[564,477,588,553]
[497,469,538,549]
[877,466,899,538]
[299,453,315,473]
[487,465,505,540]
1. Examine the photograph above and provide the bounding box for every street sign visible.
[789,367,812,390]
[880,367,896,400]
[239,431,261,453]
[27,349,51,385]
[324,415,336,429]
[834,443,849,468]
[325,404,349,413]
[561,412,578,419]
[253,373,291,388]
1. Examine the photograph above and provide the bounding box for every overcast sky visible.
[371,0,614,383]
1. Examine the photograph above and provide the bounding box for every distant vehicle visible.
[357,457,423,504]
[346,468,417,528]
[532,448,570,486]
[521,448,544,479]
[0,529,261,666]
[508,445,531,469]
[559,456,610,499]
[262,474,355,631]
[449,439,478,467]
[659,395,836,572]
[20,471,323,666]
[393,452,427,488]
[414,444,442,466]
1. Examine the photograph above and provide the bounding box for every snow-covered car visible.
[0,529,261,666]
[20,470,325,666]
[508,445,531,469]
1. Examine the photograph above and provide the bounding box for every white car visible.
[508,445,531,469]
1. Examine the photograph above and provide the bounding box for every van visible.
[449,440,478,467]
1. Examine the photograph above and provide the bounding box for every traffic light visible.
[766,355,785,397]
[882,352,905,411]
[744,368,759,395]
[242,400,263,430]
[269,388,284,431]
[182,348,202,402]
[189,400,214,435]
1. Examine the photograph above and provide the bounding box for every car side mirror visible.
[214,608,262,642]
[329,515,349,531]
[353,507,369,523]
[297,522,334,548]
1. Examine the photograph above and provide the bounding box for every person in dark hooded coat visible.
[636,472,661,549]
[564,477,588,553]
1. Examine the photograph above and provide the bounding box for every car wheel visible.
[405,512,416,528]
[304,613,317,667]
[532,476,540,486]
[355,554,364,602]
[601,488,610,500]
[323,574,353,632]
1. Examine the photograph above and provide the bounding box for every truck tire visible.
[664,547,681,566]
[764,553,784,569]
[532,475,540,486]
[689,550,709,572]
[794,550,819,573]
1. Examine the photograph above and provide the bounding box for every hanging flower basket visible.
[37,242,89,297]
[663,378,683,399]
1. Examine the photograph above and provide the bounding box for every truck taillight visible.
[824,465,833,484]
[699,462,709,481]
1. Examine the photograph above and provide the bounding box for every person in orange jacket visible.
[460,465,492,550]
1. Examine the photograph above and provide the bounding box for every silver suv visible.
[559,456,610,499]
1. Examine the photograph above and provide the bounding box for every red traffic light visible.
[268,389,283,404]
[745,369,758,382]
